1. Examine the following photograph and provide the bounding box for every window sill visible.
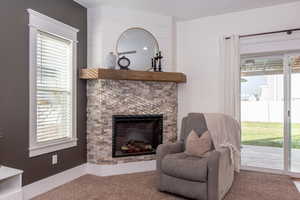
[29,138,77,157]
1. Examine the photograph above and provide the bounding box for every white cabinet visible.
[0,166,23,200]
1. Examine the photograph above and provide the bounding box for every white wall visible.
[88,5,175,72]
[177,2,300,128]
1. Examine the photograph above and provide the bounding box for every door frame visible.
[283,52,291,173]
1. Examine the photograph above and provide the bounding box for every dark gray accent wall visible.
[0,0,87,185]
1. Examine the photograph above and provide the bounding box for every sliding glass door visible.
[241,56,284,170]
[289,55,300,173]
[241,53,300,175]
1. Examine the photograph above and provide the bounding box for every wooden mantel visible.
[80,68,187,83]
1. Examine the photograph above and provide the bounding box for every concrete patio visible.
[241,145,300,172]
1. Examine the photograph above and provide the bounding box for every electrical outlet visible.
[52,154,58,165]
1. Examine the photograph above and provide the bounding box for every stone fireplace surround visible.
[87,79,178,165]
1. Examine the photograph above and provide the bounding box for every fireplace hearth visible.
[112,115,163,157]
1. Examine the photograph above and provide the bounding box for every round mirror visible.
[116,28,159,71]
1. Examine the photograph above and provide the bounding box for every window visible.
[28,9,78,157]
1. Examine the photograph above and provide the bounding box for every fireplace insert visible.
[112,114,163,157]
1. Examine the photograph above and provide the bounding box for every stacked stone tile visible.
[87,80,178,164]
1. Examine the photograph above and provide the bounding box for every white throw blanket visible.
[204,113,241,172]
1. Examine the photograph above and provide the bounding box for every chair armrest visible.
[208,147,234,200]
[217,147,234,200]
[156,142,184,172]
[207,150,221,200]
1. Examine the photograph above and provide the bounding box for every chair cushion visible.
[161,152,208,182]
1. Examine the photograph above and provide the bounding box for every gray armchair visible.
[157,113,234,200]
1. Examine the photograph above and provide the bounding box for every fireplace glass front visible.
[112,115,163,157]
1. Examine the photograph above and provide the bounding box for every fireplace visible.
[112,115,163,157]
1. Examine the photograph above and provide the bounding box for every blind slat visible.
[36,31,73,143]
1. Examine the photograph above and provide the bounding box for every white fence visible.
[241,101,300,123]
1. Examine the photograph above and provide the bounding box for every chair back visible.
[180,113,208,143]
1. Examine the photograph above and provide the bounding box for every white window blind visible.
[36,31,72,143]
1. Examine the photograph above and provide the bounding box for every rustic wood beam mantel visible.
[79,68,187,83]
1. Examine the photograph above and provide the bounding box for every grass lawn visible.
[242,121,300,149]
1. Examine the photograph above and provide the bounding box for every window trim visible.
[28,9,79,157]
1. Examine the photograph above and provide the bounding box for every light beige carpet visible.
[33,170,300,200]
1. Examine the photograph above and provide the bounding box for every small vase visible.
[105,52,117,69]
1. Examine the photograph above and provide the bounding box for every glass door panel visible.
[241,56,284,170]
[290,55,300,173]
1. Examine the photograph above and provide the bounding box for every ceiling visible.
[74,0,300,20]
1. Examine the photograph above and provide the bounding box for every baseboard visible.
[293,181,300,192]
[23,164,87,200]
[87,160,156,176]
[241,166,286,175]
